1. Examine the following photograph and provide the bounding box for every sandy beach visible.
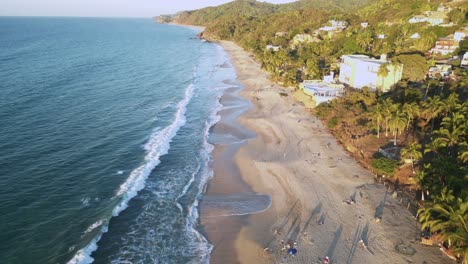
[200,41,449,264]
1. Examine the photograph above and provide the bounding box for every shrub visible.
[328,117,339,128]
[371,157,400,177]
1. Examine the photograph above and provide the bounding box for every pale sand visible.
[202,40,449,264]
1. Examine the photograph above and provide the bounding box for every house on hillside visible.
[265,45,280,52]
[427,13,445,26]
[319,20,348,32]
[338,54,403,92]
[361,22,369,28]
[409,11,446,26]
[292,34,320,46]
[410,33,421,39]
[430,37,459,56]
[437,4,452,13]
[454,28,468,42]
[409,15,427,24]
[275,32,288,37]
[299,73,345,105]
[428,64,452,78]
[461,52,468,68]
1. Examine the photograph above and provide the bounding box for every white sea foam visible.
[183,79,226,263]
[113,82,195,215]
[68,81,195,264]
[80,197,90,207]
[116,170,124,175]
[83,220,104,235]
[67,225,108,264]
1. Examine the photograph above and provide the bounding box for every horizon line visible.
[0,15,155,19]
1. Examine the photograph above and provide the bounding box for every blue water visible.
[0,17,237,263]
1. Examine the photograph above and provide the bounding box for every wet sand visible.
[200,41,449,264]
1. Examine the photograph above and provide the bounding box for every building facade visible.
[339,55,403,92]
[430,37,459,56]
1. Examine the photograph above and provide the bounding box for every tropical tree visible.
[388,107,407,146]
[401,142,422,173]
[369,103,383,138]
[378,63,390,92]
[442,93,461,117]
[434,113,466,158]
[418,188,468,263]
[402,102,420,132]
[381,98,395,137]
[422,96,444,134]
[356,30,373,51]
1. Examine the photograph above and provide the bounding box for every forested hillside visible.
[158,0,468,262]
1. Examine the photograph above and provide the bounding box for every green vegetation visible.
[159,0,468,260]
[371,156,400,177]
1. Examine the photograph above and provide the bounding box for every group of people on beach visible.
[279,239,331,263]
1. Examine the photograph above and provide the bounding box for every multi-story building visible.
[430,37,459,56]
[338,55,403,92]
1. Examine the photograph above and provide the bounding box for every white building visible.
[265,45,280,52]
[319,20,347,32]
[299,73,345,105]
[461,52,468,68]
[454,28,468,42]
[339,54,403,92]
[409,15,427,24]
[361,22,369,28]
[410,33,421,39]
[409,12,446,26]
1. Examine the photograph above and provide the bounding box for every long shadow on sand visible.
[374,189,389,219]
[326,225,343,260]
[346,222,362,264]
[302,202,322,233]
[264,200,298,249]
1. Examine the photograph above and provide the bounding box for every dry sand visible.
[200,41,450,264]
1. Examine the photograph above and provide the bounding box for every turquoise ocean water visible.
[0,17,237,263]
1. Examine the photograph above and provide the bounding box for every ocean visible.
[0,17,238,263]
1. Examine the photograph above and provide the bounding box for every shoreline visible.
[201,40,449,264]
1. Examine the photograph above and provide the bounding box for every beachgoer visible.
[280,240,286,251]
[287,247,297,256]
[323,256,330,264]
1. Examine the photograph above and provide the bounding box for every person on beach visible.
[281,243,297,262]
[323,256,331,264]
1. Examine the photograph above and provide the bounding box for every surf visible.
[68,80,196,264]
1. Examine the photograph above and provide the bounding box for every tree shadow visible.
[351,191,357,202]
[326,225,343,259]
[374,189,388,219]
[288,224,302,244]
[317,213,326,225]
[361,221,370,245]
[302,202,322,232]
[265,199,298,248]
[346,223,362,264]
[286,215,300,239]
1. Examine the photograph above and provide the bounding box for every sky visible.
[0,0,298,18]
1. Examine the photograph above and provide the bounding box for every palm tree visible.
[377,63,390,92]
[356,30,373,51]
[369,104,383,138]
[418,188,468,263]
[381,98,395,137]
[402,102,420,132]
[442,93,461,118]
[389,107,407,146]
[401,142,422,173]
[434,113,466,158]
[422,96,444,134]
